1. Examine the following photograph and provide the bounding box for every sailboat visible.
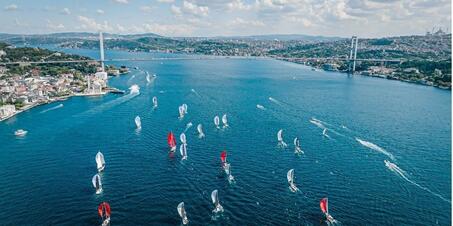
[152,96,158,108]
[135,116,142,129]
[146,72,151,83]
[197,124,205,138]
[95,151,106,172]
[320,198,337,224]
[168,132,177,152]
[222,114,228,128]
[179,106,185,118]
[92,174,103,194]
[180,133,187,144]
[214,116,220,128]
[293,138,304,155]
[277,129,287,147]
[211,189,224,213]
[182,104,188,114]
[287,169,299,192]
[220,151,234,182]
[98,202,111,226]
[180,143,188,160]
[177,202,189,225]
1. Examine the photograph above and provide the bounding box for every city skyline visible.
[0,0,451,38]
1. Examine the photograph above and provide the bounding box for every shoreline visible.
[60,46,451,90]
[0,87,124,122]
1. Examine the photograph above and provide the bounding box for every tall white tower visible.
[99,32,105,72]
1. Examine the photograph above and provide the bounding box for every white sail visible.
[152,96,158,107]
[222,114,228,127]
[197,124,205,138]
[95,151,105,172]
[214,116,220,128]
[293,138,298,147]
[211,189,224,213]
[287,169,294,184]
[177,202,189,225]
[179,106,185,118]
[135,116,141,129]
[180,144,187,160]
[277,129,283,142]
[211,190,219,206]
[92,174,102,194]
[180,133,187,144]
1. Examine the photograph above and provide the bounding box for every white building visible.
[0,104,16,120]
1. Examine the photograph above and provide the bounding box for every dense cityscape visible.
[0,42,110,121]
[0,30,451,120]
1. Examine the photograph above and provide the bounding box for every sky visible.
[0,0,451,38]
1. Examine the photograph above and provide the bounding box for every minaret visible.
[99,32,105,72]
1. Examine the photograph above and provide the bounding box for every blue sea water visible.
[0,49,451,225]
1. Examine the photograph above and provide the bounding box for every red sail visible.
[220,151,227,163]
[98,202,111,218]
[320,198,328,214]
[167,132,176,148]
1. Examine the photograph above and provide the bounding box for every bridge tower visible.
[349,36,358,74]
[99,32,105,72]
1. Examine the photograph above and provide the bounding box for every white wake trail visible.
[40,103,63,113]
[356,138,395,160]
[385,160,451,204]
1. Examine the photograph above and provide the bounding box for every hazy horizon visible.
[0,0,451,38]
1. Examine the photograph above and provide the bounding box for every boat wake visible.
[256,104,266,110]
[76,85,140,118]
[384,160,451,203]
[268,97,283,106]
[184,122,193,132]
[309,118,326,129]
[191,88,201,97]
[356,138,395,160]
[40,103,63,113]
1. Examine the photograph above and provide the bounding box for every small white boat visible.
[14,129,28,136]
[177,202,189,225]
[214,116,220,128]
[211,189,224,213]
[287,169,299,192]
[135,116,142,129]
[95,151,106,172]
[180,143,188,160]
[129,84,140,95]
[152,96,158,108]
[92,174,103,194]
[197,124,205,138]
[222,114,228,128]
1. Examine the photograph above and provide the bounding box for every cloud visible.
[116,24,126,33]
[227,0,253,11]
[77,16,113,31]
[97,9,105,14]
[171,5,182,15]
[47,20,65,30]
[172,1,209,17]
[61,8,71,15]
[4,4,18,11]
[229,17,265,27]
[112,0,129,4]
[157,0,175,2]
[140,6,153,13]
